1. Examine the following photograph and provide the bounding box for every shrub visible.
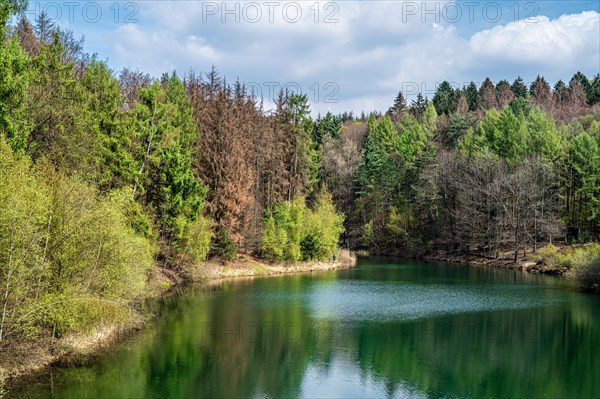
[261,188,345,262]
[184,216,213,263]
[555,244,600,290]
[304,188,345,260]
[0,136,155,340]
[261,198,306,262]
[538,244,558,266]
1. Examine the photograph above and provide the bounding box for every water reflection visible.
[9,258,600,399]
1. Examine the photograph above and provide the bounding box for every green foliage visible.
[262,189,344,262]
[361,220,374,247]
[305,188,345,260]
[386,207,408,239]
[0,16,31,153]
[432,81,455,115]
[210,228,237,261]
[569,132,600,223]
[511,76,528,98]
[509,97,530,117]
[464,81,479,111]
[447,112,475,146]
[132,74,207,243]
[183,216,213,263]
[0,134,51,340]
[108,188,155,240]
[313,112,341,146]
[82,60,136,191]
[0,135,154,340]
[43,171,156,300]
[421,102,437,139]
[458,107,529,162]
[387,90,407,115]
[300,233,319,261]
[410,93,428,117]
[525,108,563,161]
[538,244,559,266]
[552,244,600,289]
[262,197,307,262]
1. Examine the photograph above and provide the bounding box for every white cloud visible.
[470,11,599,67]
[104,2,599,114]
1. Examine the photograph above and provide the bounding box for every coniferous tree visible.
[571,71,592,105]
[496,79,515,109]
[34,11,56,44]
[590,74,600,105]
[387,90,407,115]
[410,93,428,118]
[432,81,455,115]
[478,77,498,110]
[0,4,31,153]
[511,76,528,98]
[529,75,553,114]
[464,81,479,111]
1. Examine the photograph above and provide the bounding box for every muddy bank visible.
[424,247,567,275]
[185,250,357,281]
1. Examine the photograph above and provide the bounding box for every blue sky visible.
[20,1,600,114]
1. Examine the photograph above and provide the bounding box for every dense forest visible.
[1,0,600,347]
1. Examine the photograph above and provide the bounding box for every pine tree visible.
[410,93,428,118]
[464,81,479,111]
[590,74,600,105]
[478,77,498,110]
[387,90,407,115]
[511,76,528,98]
[0,4,31,153]
[432,81,455,115]
[496,79,515,108]
[571,71,592,105]
[529,75,553,113]
[34,11,56,43]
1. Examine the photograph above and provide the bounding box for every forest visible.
[1,0,600,347]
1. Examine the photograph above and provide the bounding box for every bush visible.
[0,136,155,340]
[304,188,345,260]
[555,244,600,290]
[184,216,213,263]
[261,188,345,262]
[109,188,156,240]
[261,197,306,262]
[538,244,558,266]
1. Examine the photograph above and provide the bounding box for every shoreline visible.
[0,250,357,386]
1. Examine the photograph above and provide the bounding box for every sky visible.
[20,0,600,115]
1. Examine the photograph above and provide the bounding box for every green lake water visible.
[9,257,600,398]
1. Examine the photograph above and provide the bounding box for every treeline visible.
[329,75,600,271]
[0,4,344,343]
[2,0,600,343]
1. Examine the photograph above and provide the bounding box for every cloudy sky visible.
[23,0,600,115]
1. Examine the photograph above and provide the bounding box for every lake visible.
[9,257,600,398]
